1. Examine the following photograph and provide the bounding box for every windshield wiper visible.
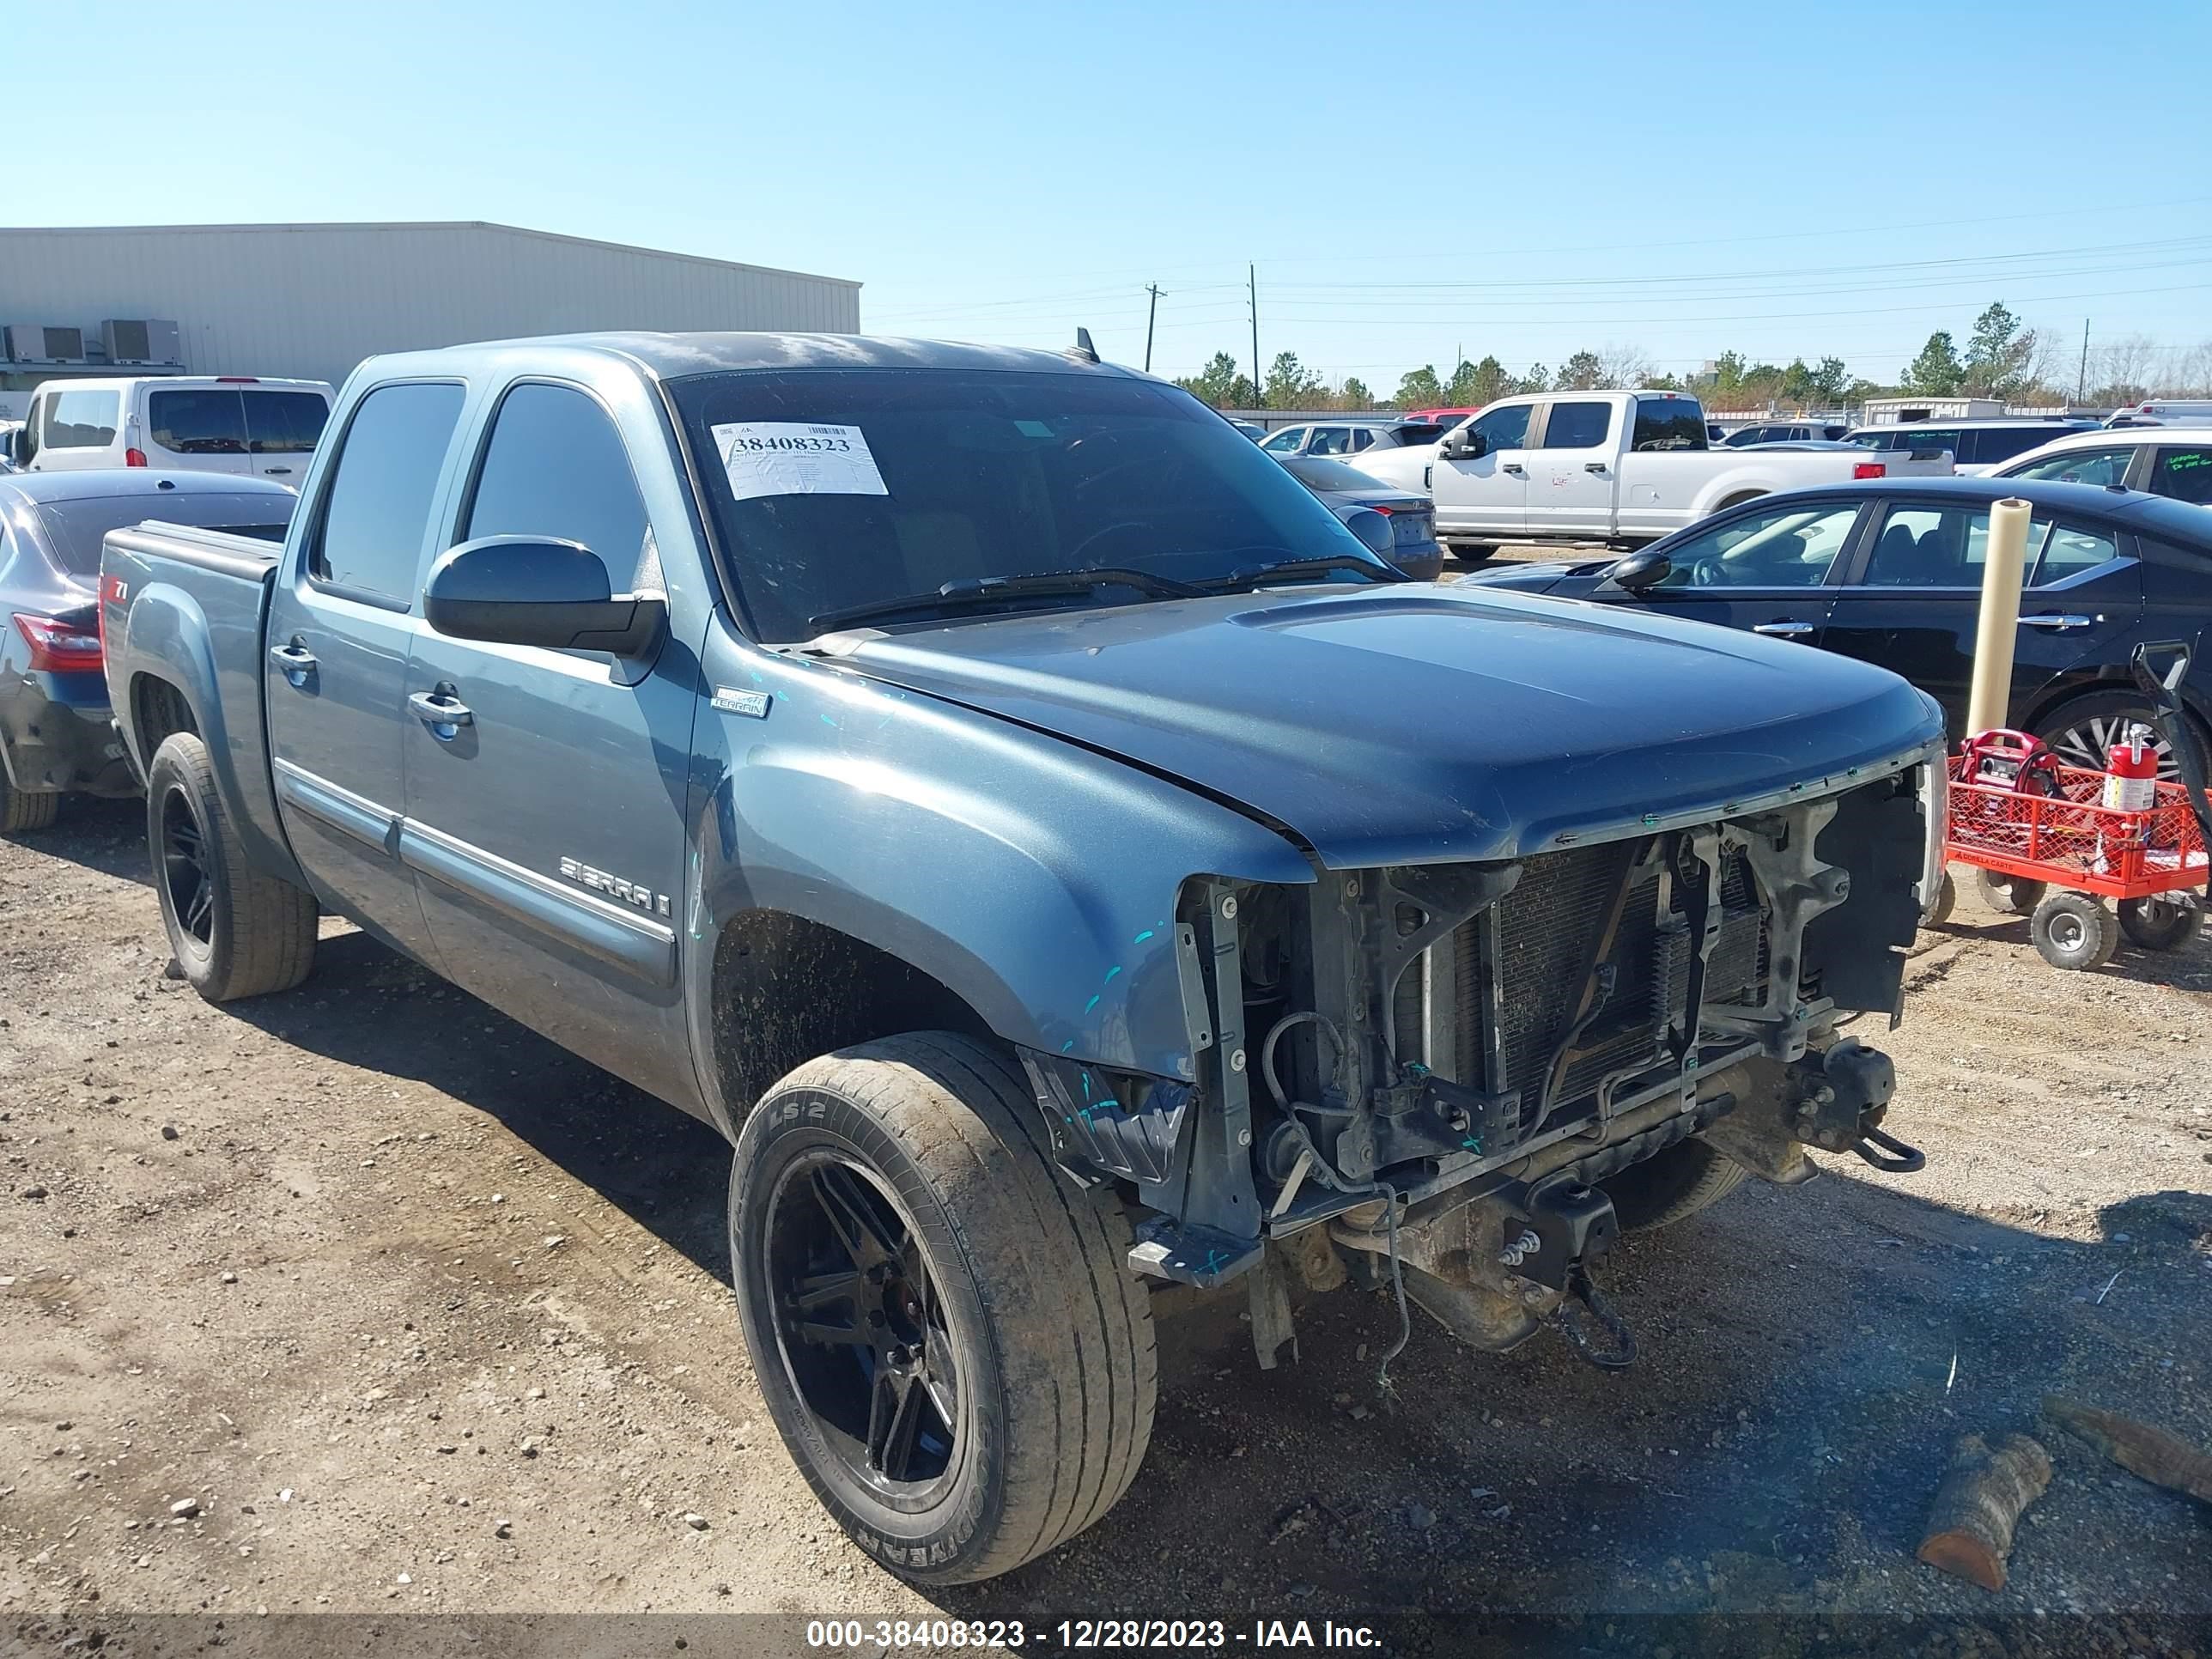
[1202,554,1409,592]
[805,567,1205,636]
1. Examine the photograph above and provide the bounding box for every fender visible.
[111,572,303,887]
[678,631,1314,1132]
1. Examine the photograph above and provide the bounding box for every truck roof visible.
[361,331,1149,384]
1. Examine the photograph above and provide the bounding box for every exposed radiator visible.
[1395,838,1770,1134]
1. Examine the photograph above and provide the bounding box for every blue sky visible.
[9,1,2210,390]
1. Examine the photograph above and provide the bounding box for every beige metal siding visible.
[0,222,861,390]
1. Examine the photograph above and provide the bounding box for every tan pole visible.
[1965,497,2035,739]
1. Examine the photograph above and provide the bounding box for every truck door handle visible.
[263,465,293,476]
[409,687,474,734]
[1753,621,1816,637]
[1502,463,1525,475]
[269,641,318,679]
[1584,462,1607,474]
[2019,613,2095,631]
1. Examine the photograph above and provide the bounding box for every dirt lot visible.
[3,792,2209,1657]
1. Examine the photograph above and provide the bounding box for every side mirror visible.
[7,427,27,468]
[1606,548,1672,592]
[422,536,665,657]
[1442,428,1487,460]
[1340,507,1395,558]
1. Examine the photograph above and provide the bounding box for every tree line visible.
[1173,302,2212,413]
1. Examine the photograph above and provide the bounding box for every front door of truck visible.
[1431,402,1533,539]
[264,380,464,964]
[1525,398,1617,538]
[1613,495,1868,644]
[398,380,699,1105]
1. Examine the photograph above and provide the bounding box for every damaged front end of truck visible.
[1022,744,1946,1374]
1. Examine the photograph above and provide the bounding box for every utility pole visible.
[2077,318,2091,406]
[1143,284,1164,373]
[1249,264,1261,409]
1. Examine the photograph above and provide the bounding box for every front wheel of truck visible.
[146,732,319,1002]
[730,1032,1157,1584]
[1601,1136,1749,1231]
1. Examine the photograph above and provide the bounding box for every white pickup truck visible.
[1351,390,1948,551]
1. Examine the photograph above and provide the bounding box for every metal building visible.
[0,222,862,416]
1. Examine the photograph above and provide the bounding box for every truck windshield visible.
[668,368,1381,641]
[33,491,295,576]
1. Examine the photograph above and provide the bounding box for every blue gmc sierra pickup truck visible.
[101,331,1945,1583]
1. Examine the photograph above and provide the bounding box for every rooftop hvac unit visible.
[3,325,87,363]
[102,318,182,367]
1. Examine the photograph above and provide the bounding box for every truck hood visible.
[831,584,1942,868]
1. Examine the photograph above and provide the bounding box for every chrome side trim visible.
[398,817,678,988]
[271,757,398,854]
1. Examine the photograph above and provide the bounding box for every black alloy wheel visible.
[767,1154,960,1500]
[2037,696,2195,783]
[160,786,216,947]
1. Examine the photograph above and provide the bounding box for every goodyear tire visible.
[730,1032,1156,1584]
[1602,1136,1749,1232]
[147,732,319,1001]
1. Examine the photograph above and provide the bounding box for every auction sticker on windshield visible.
[711,422,888,501]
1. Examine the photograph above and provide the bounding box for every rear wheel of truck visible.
[0,771,61,834]
[1602,1137,1749,1231]
[730,1032,1157,1584]
[146,732,319,1003]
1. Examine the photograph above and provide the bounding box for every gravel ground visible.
[2,795,2209,1658]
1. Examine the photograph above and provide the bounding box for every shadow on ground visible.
[25,794,151,887]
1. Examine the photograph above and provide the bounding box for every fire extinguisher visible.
[2101,723,2159,813]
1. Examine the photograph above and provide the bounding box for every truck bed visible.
[101,520,299,887]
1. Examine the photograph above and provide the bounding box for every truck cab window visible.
[1629,398,1704,451]
[1467,404,1531,451]
[1540,401,1611,449]
[461,384,652,588]
[310,382,465,600]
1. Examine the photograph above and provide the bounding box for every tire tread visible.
[752,1033,1155,1583]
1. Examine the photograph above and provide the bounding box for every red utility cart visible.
[1931,727,2209,969]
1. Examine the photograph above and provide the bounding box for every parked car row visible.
[1466,475,2212,779]
[1255,416,1455,458]
[1995,423,2212,505]
[1840,416,2097,476]
[0,470,295,829]
[4,374,334,486]
[1346,390,1948,552]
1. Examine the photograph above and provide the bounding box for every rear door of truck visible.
[397,378,699,1106]
[263,380,467,963]
[1522,397,1619,538]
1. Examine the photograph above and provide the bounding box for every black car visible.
[1466,477,2212,776]
[0,470,295,831]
